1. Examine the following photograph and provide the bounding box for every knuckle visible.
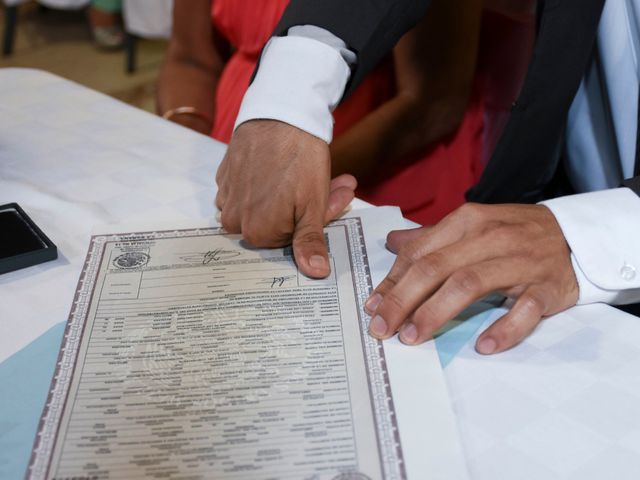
[397,244,420,263]
[485,224,517,244]
[374,279,394,297]
[271,230,294,247]
[413,301,440,325]
[294,229,325,247]
[241,226,262,246]
[215,166,225,183]
[215,193,225,209]
[411,304,445,338]
[493,323,522,348]
[449,268,483,294]
[379,272,400,292]
[457,202,484,220]
[381,290,407,314]
[220,210,239,233]
[397,237,432,263]
[520,292,547,315]
[413,253,445,279]
[495,314,533,347]
[241,218,271,246]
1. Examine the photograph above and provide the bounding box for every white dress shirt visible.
[233,3,640,306]
[542,0,640,304]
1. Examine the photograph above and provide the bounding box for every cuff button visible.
[620,263,636,281]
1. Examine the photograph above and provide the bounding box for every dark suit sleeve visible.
[273,0,431,98]
[622,176,640,196]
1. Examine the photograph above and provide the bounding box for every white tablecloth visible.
[0,69,226,362]
[1,69,640,479]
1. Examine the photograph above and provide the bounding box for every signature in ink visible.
[178,249,242,265]
[270,276,295,288]
[202,248,243,264]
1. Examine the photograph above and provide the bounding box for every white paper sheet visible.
[29,207,468,480]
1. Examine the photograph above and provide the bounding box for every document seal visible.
[113,252,149,269]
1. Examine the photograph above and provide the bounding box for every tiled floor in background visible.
[0,3,166,112]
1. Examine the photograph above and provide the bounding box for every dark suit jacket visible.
[274,0,640,201]
[274,0,640,315]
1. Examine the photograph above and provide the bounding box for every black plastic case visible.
[0,203,58,275]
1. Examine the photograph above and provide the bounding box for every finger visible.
[215,186,227,211]
[397,257,529,345]
[215,158,227,186]
[240,204,295,248]
[366,230,439,315]
[388,204,476,254]
[215,153,230,190]
[215,159,229,210]
[241,216,292,248]
[386,225,461,260]
[324,186,355,223]
[367,220,516,314]
[325,174,357,222]
[375,209,470,291]
[330,173,357,192]
[365,205,495,317]
[293,207,331,279]
[475,286,549,355]
[368,239,517,339]
[386,227,429,254]
[364,253,413,316]
[220,205,241,233]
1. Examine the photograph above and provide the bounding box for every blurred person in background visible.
[88,0,124,49]
[157,0,534,225]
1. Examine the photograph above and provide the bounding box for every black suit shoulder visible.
[273,0,431,98]
[467,0,606,203]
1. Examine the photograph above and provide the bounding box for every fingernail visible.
[477,337,497,355]
[400,323,418,344]
[309,255,327,270]
[365,293,382,313]
[369,315,387,337]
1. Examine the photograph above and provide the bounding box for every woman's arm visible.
[330,0,483,180]
[156,0,229,135]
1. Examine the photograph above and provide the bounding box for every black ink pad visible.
[0,203,58,274]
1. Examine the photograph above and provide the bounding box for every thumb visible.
[324,186,355,223]
[293,208,331,279]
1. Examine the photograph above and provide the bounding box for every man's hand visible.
[216,120,356,278]
[364,203,579,354]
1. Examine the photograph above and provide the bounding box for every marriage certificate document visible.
[29,217,409,480]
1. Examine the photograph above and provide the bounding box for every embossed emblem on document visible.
[112,251,150,269]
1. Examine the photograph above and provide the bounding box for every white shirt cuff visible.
[233,36,351,143]
[541,188,640,305]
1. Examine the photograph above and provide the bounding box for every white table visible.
[2,69,640,479]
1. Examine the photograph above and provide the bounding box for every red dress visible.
[210,1,533,225]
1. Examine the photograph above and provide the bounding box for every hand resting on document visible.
[216,119,357,279]
[365,203,579,355]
